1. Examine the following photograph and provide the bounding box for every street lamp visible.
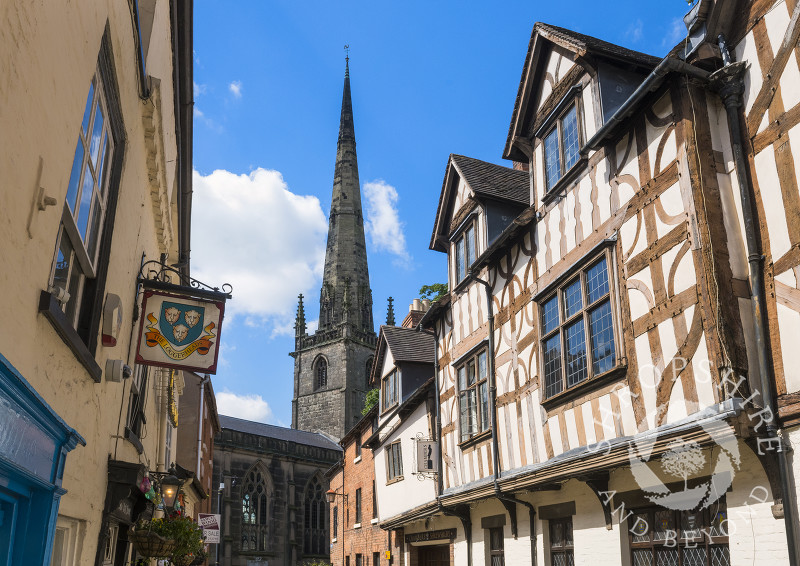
[160,472,183,511]
[326,489,347,566]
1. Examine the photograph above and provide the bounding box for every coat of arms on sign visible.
[136,289,225,374]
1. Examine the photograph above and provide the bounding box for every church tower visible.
[290,58,376,441]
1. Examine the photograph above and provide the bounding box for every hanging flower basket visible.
[171,555,195,566]
[129,529,178,558]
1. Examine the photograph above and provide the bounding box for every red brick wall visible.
[330,420,402,566]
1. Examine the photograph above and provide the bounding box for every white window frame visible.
[381,369,400,413]
[49,70,115,330]
[457,348,490,443]
[50,515,86,566]
[452,219,478,286]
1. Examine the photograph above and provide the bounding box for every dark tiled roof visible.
[536,23,660,67]
[218,415,342,451]
[451,155,530,206]
[381,325,436,365]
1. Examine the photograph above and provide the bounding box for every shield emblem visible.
[160,301,205,347]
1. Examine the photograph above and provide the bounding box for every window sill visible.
[371,518,379,525]
[39,290,102,382]
[124,426,144,455]
[541,157,589,206]
[386,476,404,485]
[458,429,492,450]
[353,523,362,529]
[332,538,337,543]
[540,364,627,411]
[380,403,398,416]
[353,455,362,464]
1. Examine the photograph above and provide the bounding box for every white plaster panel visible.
[627,266,655,320]
[617,385,639,437]
[564,407,580,449]
[764,3,790,60]
[692,330,717,411]
[656,181,686,228]
[547,417,564,457]
[734,32,761,115]
[531,390,548,463]
[548,206,562,264]
[616,134,641,185]
[777,302,800,394]
[620,213,647,260]
[635,333,658,430]
[577,181,594,242]
[583,86,598,141]
[581,401,597,445]
[595,173,612,226]
[665,374,689,423]
[776,269,797,287]
[753,145,792,259]
[616,176,637,209]
[779,52,800,111]
[663,239,696,296]
[657,316,679,369]
[737,297,761,390]
[564,190,577,253]
[535,144,545,204]
[716,169,749,279]
[536,222,548,279]
[597,394,616,440]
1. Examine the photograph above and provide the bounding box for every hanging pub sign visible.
[135,259,232,374]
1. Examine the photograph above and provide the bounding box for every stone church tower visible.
[290,59,376,441]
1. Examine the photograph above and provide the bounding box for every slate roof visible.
[451,155,530,206]
[218,415,342,451]
[536,23,660,68]
[382,325,436,365]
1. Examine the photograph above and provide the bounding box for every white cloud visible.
[216,389,276,423]
[193,81,206,98]
[664,18,686,48]
[192,168,328,331]
[625,19,643,43]
[363,180,410,265]
[229,80,243,98]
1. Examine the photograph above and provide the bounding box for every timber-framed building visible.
[370,2,800,565]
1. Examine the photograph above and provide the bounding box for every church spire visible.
[318,54,373,332]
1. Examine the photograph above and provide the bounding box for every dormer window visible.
[454,220,477,284]
[544,103,581,191]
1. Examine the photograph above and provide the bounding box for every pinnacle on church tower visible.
[294,293,306,338]
[386,297,395,326]
[318,54,373,333]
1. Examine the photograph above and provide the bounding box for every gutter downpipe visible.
[471,272,537,566]
[712,35,798,566]
[430,307,473,566]
[197,374,210,476]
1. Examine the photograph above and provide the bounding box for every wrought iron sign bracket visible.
[137,258,233,301]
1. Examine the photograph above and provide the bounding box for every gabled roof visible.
[364,377,434,450]
[369,325,435,386]
[503,22,659,161]
[218,415,341,451]
[430,154,529,252]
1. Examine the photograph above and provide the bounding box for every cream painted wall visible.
[374,400,437,521]
[0,1,185,564]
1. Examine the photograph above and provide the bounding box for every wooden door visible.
[418,545,450,566]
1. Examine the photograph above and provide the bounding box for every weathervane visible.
[344,44,350,63]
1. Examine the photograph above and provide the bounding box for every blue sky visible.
[192,1,693,427]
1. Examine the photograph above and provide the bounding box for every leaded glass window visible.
[240,466,272,552]
[303,476,328,556]
[629,499,730,566]
[539,251,617,400]
[543,102,581,191]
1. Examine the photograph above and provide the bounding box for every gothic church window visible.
[315,358,328,390]
[241,465,272,552]
[304,476,328,556]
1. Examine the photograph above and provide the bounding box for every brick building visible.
[327,406,401,566]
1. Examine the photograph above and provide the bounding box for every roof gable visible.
[430,154,529,252]
[370,325,435,385]
[503,22,660,161]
